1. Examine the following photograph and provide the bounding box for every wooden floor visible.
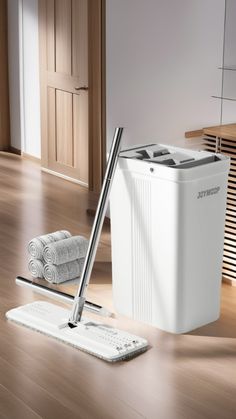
[1,152,236,419]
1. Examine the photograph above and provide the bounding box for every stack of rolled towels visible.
[28,230,88,284]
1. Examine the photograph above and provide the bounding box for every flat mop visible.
[6,128,148,362]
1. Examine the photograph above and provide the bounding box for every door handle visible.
[74,86,89,91]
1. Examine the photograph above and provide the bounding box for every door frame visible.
[38,0,106,192]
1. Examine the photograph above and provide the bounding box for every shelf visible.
[212,95,236,102]
[202,123,236,141]
[218,66,236,71]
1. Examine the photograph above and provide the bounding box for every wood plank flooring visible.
[1,152,236,419]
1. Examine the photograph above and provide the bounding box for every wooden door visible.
[39,0,104,189]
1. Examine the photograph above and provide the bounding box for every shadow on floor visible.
[186,284,236,339]
[186,314,236,339]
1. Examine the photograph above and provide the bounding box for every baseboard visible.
[6,146,22,155]
[22,152,41,163]
[86,208,110,225]
[1,148,41,163]
[4,148,41,163]
[41,167,88,187]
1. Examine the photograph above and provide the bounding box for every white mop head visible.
[6,301,148,362]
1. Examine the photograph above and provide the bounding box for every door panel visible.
[47,86,88,182]
[46,0,55,72]
[55,0,72,75]
[56,90,73,166]
[72,0,88,80]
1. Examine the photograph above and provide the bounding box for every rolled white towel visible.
[28,259,45,278]
[28,230,71,259]
[44,258,85,284]
[43,235,88,265]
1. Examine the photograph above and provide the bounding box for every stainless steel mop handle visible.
[69,127,124,325]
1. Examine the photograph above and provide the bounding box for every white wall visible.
[7,0,21,150]
[106,0,225,148]
[8,0,227,157]
[221,0,236,124]
[21,0,41,158]
[8,0,41,158]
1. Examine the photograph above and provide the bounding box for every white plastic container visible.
[110,144,230,333]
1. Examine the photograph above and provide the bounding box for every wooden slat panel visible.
[203,145,236,159]
[55,0,72,74]
[224,245,236,254]
[55,90,73,166]
[227,194,236,203]
[227,206,236,214]
[203,141,216,146]
[202,148,216,152]
[228,184,236,192]
[227,199,236,206]
[203,123,236,141]
[225,231,236,241]
[225,226,236,235]
[226,214,236,223]
[225,219,235,226]
[226,206,236,214]
[221,145,236,154]
[224,249,236,258]
[72,0,88,82]
[225,220,236,230]
[203,142,215,148]
[203,127,236,280]
[223,262,236,272]
[226,206,236,213]
[202,143,215,148]
[227,195,236,203]
[221,140,236,149]
[225,236,236,246]
[203,147,216,152]
[204,148,215,153]
[220,149,236,158]
[228,175,236,183]
[222,268,236,279]
[224,245,236,255]
[223,266,235,274]
[228,179,236,186]
[73,93,88,182]
[223,258,236,270]
[203,136,216,142]
[224,238,236,253]
[226,219,236,227]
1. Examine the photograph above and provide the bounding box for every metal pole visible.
[68,127,124,326]
[15,276,113,317]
